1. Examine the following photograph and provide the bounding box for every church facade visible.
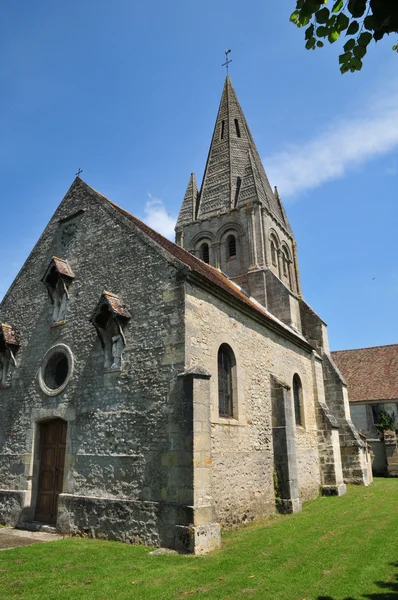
[0,77,371,554]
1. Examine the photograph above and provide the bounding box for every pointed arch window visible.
[234,119,241,138]
[220,120,225,140]
[200,242,210,264]
[218,344,236,418]
[227,234,237,259]
[293,374,303,427]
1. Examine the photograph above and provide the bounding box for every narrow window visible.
[283,253,288,277]
[200,243,210,264]
[234,176,242,207]
[218,344,236,418]
[293,374,303,426]
[220,120,225,140]
[227,234,237,258]
[271,240,277,267]
[234,118,241,138]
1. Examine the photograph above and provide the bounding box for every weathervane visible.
[76,168,83,177]
[222,49,232,75]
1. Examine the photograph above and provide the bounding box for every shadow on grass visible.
[318,562,398,599]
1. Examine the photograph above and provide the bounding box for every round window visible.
[44,354,68,389]
[39,344,74,396]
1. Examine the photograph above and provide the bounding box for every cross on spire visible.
[76,168,83,177]
[222,49,232,75]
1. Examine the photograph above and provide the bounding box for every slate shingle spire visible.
[195,76,291,232]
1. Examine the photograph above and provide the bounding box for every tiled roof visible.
[103,291,131,320]
[52,257,75,279]
[331,345,398,403]
[80,184,310,350]
[0,323,20,347]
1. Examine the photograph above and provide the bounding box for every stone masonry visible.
[0,76,370,554]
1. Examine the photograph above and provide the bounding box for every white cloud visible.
[264,85,398,198]
[143,194,177,240]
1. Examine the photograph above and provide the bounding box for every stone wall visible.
[184,282,321,526]
[0,180,195,548]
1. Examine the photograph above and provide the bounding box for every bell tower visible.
[175,77,302,332]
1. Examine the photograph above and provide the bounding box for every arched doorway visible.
[35,419,67,523]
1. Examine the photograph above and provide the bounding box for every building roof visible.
[0,323,20,347]
[331,345,398,403]
[79,179,310,351]
[176,77,292,234]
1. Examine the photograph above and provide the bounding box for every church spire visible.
[176,173,198,227]
[195,76,289,232]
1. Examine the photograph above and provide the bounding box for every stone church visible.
[0,77,371,554]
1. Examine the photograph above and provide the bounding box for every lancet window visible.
[200,243,210,264]
[293,373,303,427]
[227,234,237,259]
[218,343,236,419]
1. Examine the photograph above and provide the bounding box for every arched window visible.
[218,344,236,418]
[271,239,278,267]
[200,243,210,264]
[293,374,303,426]
[227,234,237,259]
[220,120,225,140]
[282,247,289,277]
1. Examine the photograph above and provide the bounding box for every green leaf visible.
[328,30,340,43]
[353,45,367,58]
[332,0,344,12]
[298,14,311,26]
[305,37,316,49]
[350,56,363,70]
[393,43,398,52]
[339,51,352,63]
[336,13,350,30]
[316,25,328,36]
[347,0,366,19]
[363,15,374,30]
[344,38,356,51]
[358,31,373,46]
[317,40,324,47]
[305,24,315,39]
[346,20,359,35]
[290,10,300,22]
[315,7,330,23]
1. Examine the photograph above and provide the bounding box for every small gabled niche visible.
[42,257,75,325]
[0,323,20,387]
[91,291,131,371]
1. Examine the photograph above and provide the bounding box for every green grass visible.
[1,478,398,599]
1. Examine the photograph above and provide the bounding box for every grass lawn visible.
[1,478,398,599]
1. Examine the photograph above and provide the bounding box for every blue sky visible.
[1,1,397,350]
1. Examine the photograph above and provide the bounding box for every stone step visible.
[16,522,58,534]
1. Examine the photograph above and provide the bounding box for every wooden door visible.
[35,419,67,523]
